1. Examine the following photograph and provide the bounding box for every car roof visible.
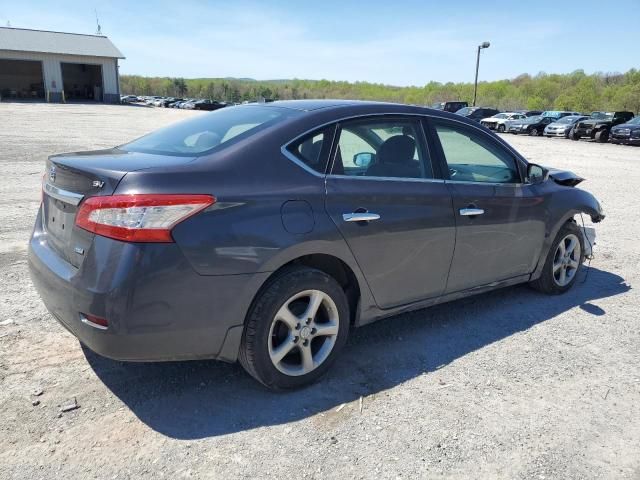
[267,99,367,111]
[260,99,454,116]
[248,99,501,128]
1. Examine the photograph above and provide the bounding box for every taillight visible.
[76,194,215,242]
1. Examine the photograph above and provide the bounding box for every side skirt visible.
[356,274,531,327]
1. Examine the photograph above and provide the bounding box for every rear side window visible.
[286,127,333,174]
[123,105,297,156]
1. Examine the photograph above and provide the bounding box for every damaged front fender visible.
[531,186,605,281]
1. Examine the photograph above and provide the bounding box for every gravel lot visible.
[1,103,639,480]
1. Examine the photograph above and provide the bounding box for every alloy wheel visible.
[552,234,581,287]
[268,290,340,376]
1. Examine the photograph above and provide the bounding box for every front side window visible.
[123,105,297,156]
[434,122,520,184]
[331,118,432,179]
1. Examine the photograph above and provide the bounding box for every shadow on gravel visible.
[84,266,629,439]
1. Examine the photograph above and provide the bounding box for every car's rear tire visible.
[239,266,350,390]
[595,130,609,143]
[497,124,506,133]
[530,221,584,295]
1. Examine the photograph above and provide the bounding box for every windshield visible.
[493,113,508,119]
[626,117,640,125]
[123,105,296,156]
[526,116,542,122]
[456,107,475,115]
[590,112,613,120]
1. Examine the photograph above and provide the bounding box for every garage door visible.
[0,59,45,100]
[61,62,103,101]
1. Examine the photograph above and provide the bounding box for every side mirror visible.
[526,163,548,184]
[353,152,374,167]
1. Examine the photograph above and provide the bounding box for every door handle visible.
[343,212,381,222]
[459,208,484,216]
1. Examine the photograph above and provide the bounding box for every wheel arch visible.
[531,191,604,280]
[216,246,376,363]
[257,253,363,327]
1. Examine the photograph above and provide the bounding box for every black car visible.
[571,111,635,142]
[455,107,500,122]
[609,116,640,145]
[431,101,468,113]
[508,115,555,136]
[190,99,227,111]
[29,100,604,389]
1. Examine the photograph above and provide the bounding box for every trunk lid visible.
[42,148,198,267]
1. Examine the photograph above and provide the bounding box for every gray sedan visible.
[544,115,589,138]
[29,100,604,389]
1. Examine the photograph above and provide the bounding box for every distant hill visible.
[120,70,640,113]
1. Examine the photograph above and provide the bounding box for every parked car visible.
[158,97,182,107]
[171,99,191,108]
[120,95,138,104]
[455,106,500,122]
[29,100,604,389]
[192,99,227,111]
[178,99,197,109]
[571,111,635,142]
[609,116,640,146]
[145,96,163,105]
[480,112,527,132]
[431,101,468,113]
[508,115,556,136]
[544,115,589,138]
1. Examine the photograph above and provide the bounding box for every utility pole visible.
[473,41,490,106]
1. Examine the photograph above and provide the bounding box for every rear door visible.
[324,116,456,309]
[427,118,546,293]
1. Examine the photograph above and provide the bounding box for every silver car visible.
[544,115,588,138]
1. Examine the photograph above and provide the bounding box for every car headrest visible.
[377,135,416,164]
[299,139,323,165]
[194,131,221,150]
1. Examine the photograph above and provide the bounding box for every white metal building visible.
[0,27,124,103]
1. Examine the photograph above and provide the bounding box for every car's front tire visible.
[595,130,609,143]
[530,221,584,295]
[497,124,506,133]
[239,266,350,390]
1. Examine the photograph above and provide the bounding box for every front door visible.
[324,116,456,309]
[429,119,547,293]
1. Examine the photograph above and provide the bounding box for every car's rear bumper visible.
[28,208,269,362]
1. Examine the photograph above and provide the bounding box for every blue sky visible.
[1,1,638,86]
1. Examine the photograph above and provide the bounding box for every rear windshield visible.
[122,105,297,156]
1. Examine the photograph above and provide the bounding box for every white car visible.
[480,112,527,133]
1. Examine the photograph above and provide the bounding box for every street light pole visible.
[473,41,490,107]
